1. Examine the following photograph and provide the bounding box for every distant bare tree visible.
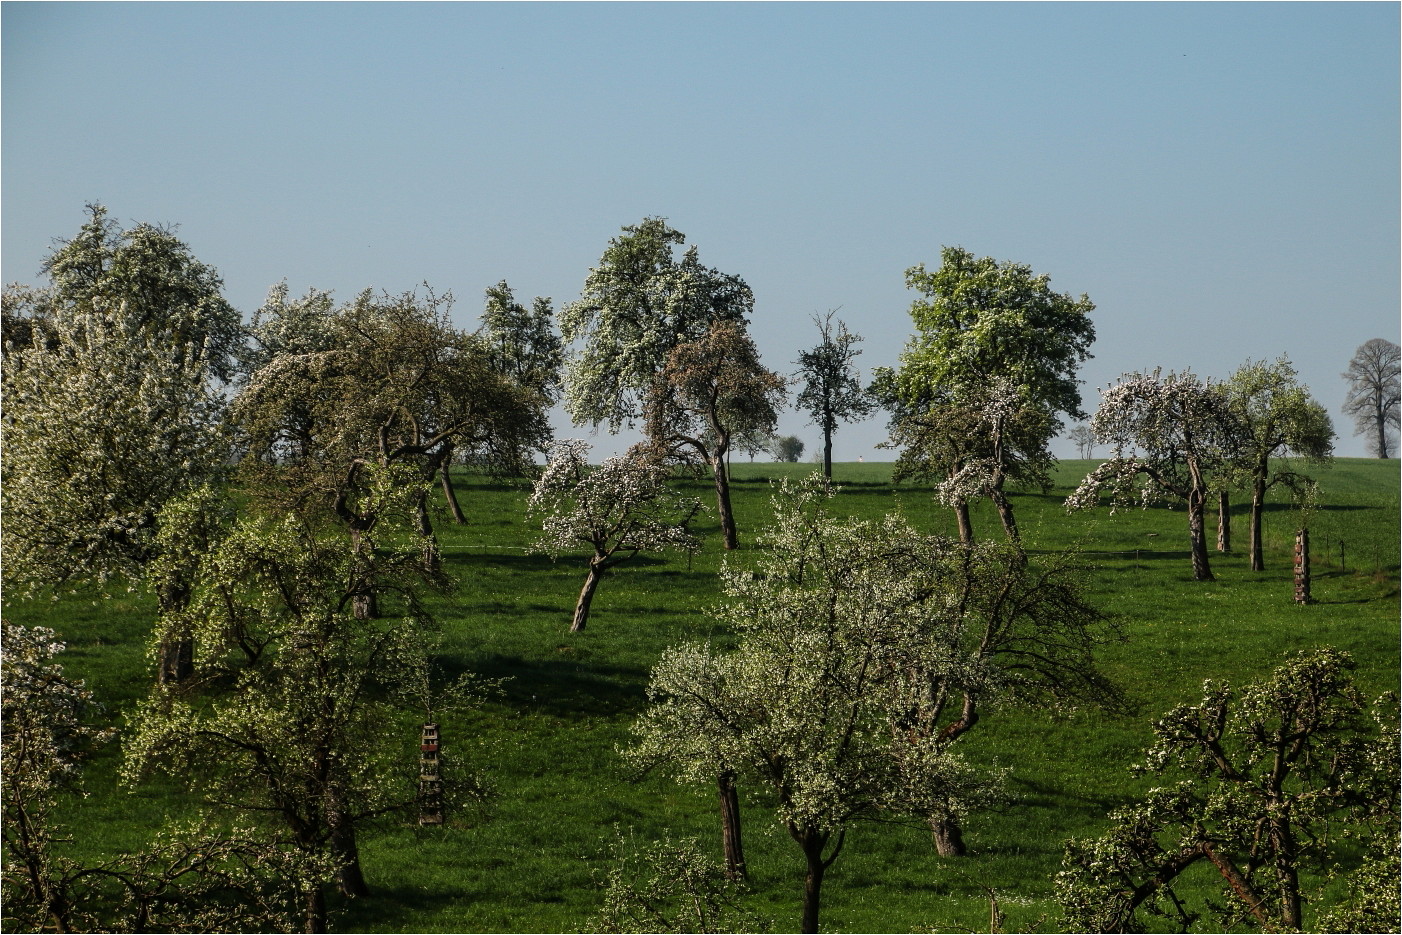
[1342,338,1400,458]
[1068,424,1095,459]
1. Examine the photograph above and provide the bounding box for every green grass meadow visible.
[7,458,1398,933]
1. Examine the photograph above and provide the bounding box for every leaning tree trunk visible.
[988,474,1020,544]
[711,452,738,550]
[1249,475,1267,572]
[438,442,468,524]
[1376,410,1391,459]
[718,769,746,880]
[329,815,369,898]
[1187,485,1214,581]
[953,499,974,545]
[1216,490,1231,553]
[571,562,605,633]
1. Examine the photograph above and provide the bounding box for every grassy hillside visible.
[7,458,1398,933]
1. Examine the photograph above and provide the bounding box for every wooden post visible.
[1294,529,1312,605]
[419,723,443,826]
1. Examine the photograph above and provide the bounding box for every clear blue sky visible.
[4,2,1397,458]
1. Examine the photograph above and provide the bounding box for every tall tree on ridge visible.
[1341,337,1400,458]
[559,218,754,433]
[795,311,874,480]
[1222,357,1334,571]
[877,247,1095,544]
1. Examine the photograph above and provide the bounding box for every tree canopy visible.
[879,247,1094,544]
[1221,357,1333,571]
[795,312,874,479]
[1342,337,1400,458]
[1,207,235,626]
[560,218,754,432]
[1058,648,1398,933]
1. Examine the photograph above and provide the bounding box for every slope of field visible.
[9,458,1398,933]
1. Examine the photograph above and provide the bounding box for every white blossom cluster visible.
[2,299,228,597]
[559,219,753,433]
[1067,368,1239,514]
[528,440,702,560]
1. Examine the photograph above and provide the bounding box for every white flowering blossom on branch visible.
[1067,369,1244,581]
[625,475,1120,932]
[528,440,703,633]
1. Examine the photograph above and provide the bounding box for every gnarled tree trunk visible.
[1249,474,1267,571]
[572,562,604,632]
[718,769,746,879]
[711,452,738,550]
[1187,485,1214,581]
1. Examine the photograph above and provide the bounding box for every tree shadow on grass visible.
[445,652,652,718]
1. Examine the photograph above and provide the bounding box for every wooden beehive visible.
[419,722,443,826]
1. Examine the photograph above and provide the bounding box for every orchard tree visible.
[528,440,703,632]
[879,247,1095,543]
[1068,424,1096,459]
[123,487,486,931]
[795,312,874,479]
[1341,337,1400,458]
[2,624,324,934]
[560,218,754,433]
[642,319,787,550]
[1222,357,1334,571]
[2,206,238,682]
[237,286,545,586]
[41,204,245,382]
[1069,369,1243,581]
[875,379,1056,543]
[1057,648,1398,934]
[480,280,563,402]
[626,477,1121,931]
[772,435,805,462]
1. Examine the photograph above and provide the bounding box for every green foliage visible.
[123,494,490,925]
[560,218,754,432]
[480,280,563,404]
[626,475,1121,930]
[1,207,235,599]
[2,624,322,933]
[772,435,805,463]
[5,460,1396,934]
[891,246,1096,423]
[587,830,767,934]
[1056,648,1399,933]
